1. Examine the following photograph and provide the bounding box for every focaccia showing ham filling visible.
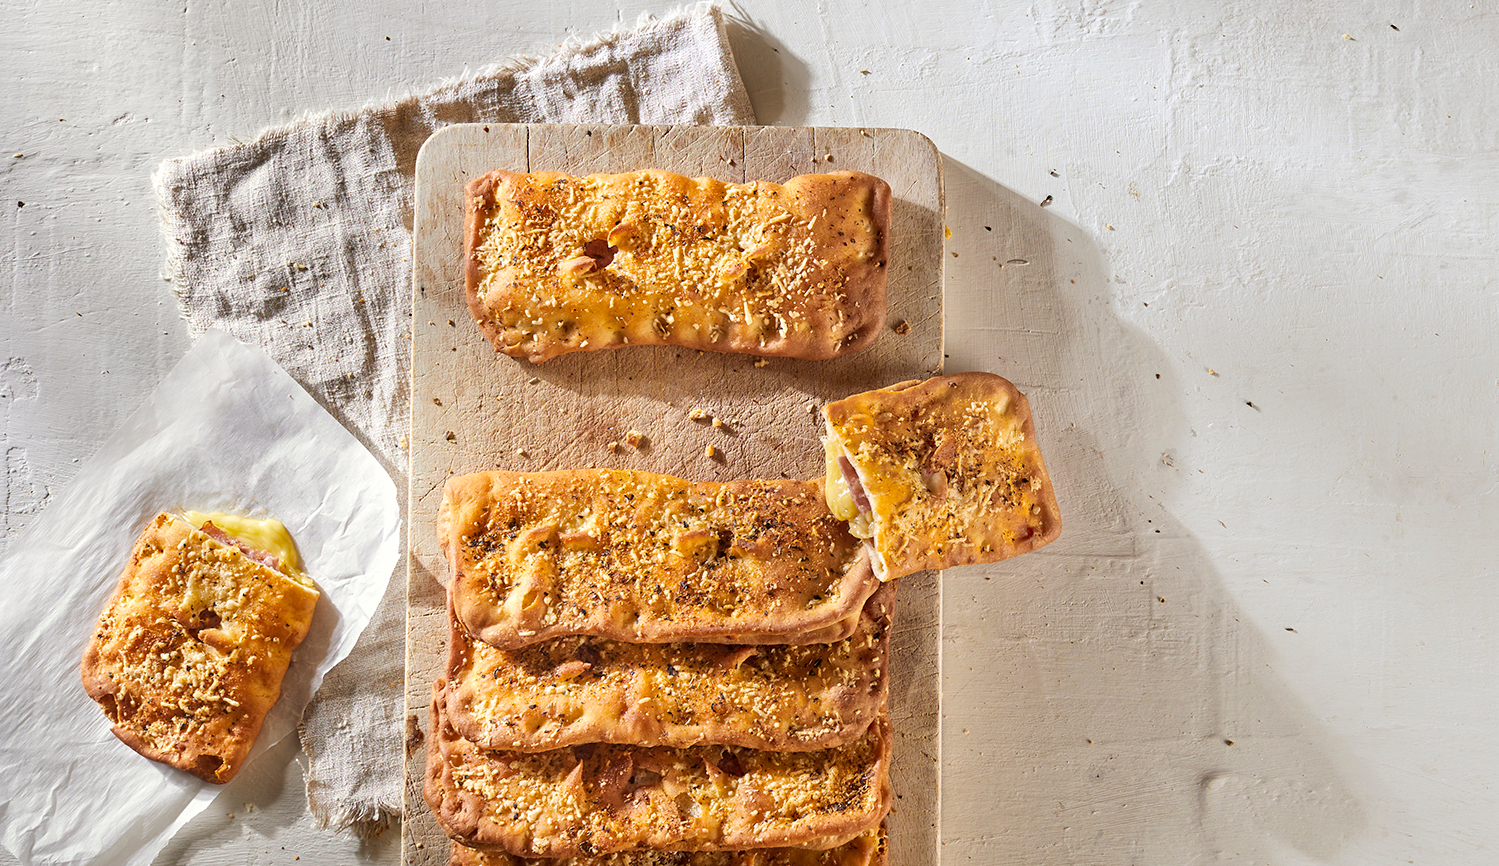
[464,169,891,363]
[81,511,319,783]
[425,686,892,858]
[442,581,894,753]
[447,824,888,866]
[823,372,1061,581]
[439,470,879,650]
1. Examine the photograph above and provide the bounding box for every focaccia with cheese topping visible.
[425,686,892,858]
[439,470,879,650]
[442,580,893,753]
[80,512,320,783]
[447,824,887,866]
[464,169,891,363]
[822,372,1061,581]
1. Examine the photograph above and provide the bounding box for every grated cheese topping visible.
[81,512,320,783]
[440,470,879,649]
[427,689,891,858]
[822,373,1061,580]
[465,169,890,363]
[444,581,893,753]
[447,822,886,865]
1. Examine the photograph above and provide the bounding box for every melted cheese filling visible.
[183,511,306,579]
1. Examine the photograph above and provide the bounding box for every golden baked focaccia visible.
[823,372,1061,581]
[80,511,319,783]
[442,581,894,753]
[425,686,892,858]
[464,169,891,363]
[439,470,879,650]
[448,823,887,866]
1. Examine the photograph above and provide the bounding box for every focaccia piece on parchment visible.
[447,823,887,866]
[442,580,894,753]
[464,169,891,363]
[822,372,1061,581]
[425,686,892,858]
[80,512,320,783]
[438,470,879,650]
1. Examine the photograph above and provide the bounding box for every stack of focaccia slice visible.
[427,471,895,864]
[423,372,1062,864]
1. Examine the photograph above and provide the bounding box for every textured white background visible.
[4,1,1497,864]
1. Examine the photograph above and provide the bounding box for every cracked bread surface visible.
[425,686,892,858]
[439,470,879,650]
[824,372,1061,580]
[80,512,319,783]
[442,581,893,753]
[464,169,891,363]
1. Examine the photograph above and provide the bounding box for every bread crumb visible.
[516,448,528,457]
[689,408,710,421]
[711,417,724,429]
[624,430,645,448]
[892,320,911,335]
[398,436,408,449]
[607,441,621,453]
[754,358,769,368]
[528,377,540,385]
[704,444,717,459]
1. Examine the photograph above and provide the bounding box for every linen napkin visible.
[153,2,754,833]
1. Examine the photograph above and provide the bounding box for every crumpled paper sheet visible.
[0,330,400,866]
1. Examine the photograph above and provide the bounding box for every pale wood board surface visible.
[403,123,944,865]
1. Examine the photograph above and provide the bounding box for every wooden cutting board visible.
[403,123,944,865]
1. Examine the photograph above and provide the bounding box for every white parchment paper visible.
[0,330,401,866]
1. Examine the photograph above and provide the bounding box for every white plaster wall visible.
[3,1,1496,863]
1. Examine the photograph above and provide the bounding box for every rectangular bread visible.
[438,470,879,649]
[80,512,320,783]
[823,372,1062,580]
[442,580,894,753]
[425,686,892,858]
[448,824,887,866]
[464,169,891,363]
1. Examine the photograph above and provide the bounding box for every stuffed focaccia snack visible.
[80,511,319,783]
[464,169,891,363]
[447,824,887,866]
[425,686,892,858]
[442,581,894,753]
[438,470,879,650]
[823,372,1061,581]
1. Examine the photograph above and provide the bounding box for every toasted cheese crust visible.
[443,581,894,753]
[425,687,892,858]
[80,512,320,783]
[823,372,1061,580]
[439,470,880,650]
[464,169,891,363]
[448,824,887,866]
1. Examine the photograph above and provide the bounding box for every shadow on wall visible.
[938,157,1367,863]
[721,7,812,126]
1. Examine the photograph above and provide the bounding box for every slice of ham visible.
[837,456,872,514]
[200,521,286,573]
